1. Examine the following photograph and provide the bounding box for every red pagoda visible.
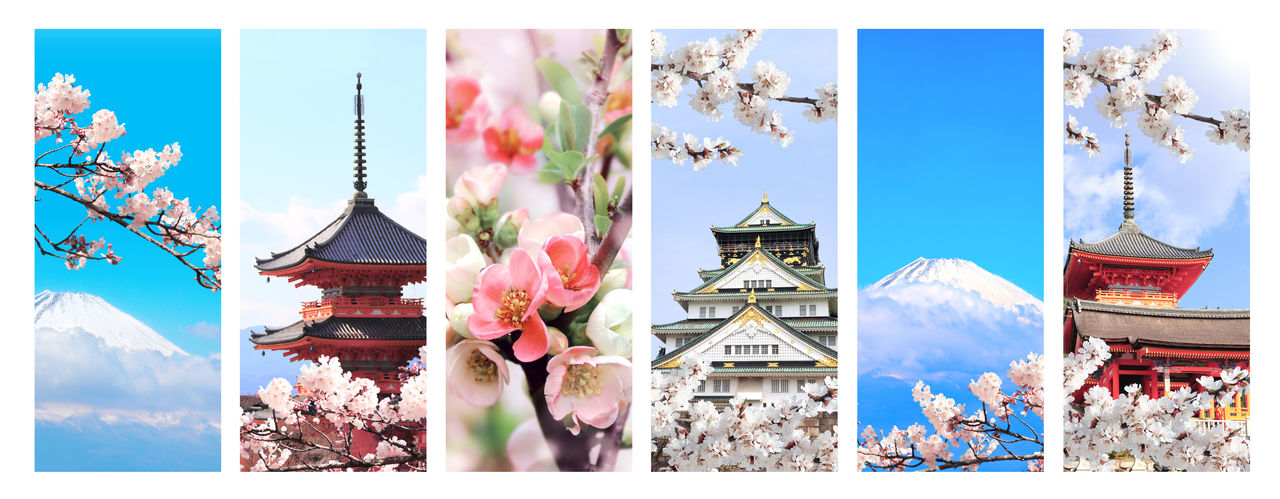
[251,74,426,393]
[1064,133,1249,426]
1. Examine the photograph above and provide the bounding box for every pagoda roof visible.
[685,247,833,294]
[699,265,825,284]
[655,366,838,373]
[652,303,837,368]
[653,317,838,335]
[1068,299,1248,350]
[712,196,812,233]
[1068,219,1212,261]
[250,316,425,346]
[255,197,427,272]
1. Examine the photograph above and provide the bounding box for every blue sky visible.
[858,30,1044,296]
[34,29,221,472]
[240,30,427,391]
[651,29,838,344]
[858,30,1043,472]
[34,30,222,357]
[1063,30,1249,309]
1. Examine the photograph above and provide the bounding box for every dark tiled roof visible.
[652,304,837,366]
[251,316,426,345]
[256,197,426,271]
[655,366,838,373]
[711,224,814,234]
[240,395,264,410]
[1069,220,1212,260]
[1069,300,1248,349]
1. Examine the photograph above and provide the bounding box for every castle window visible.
[725,345,732,355]
[771,379,789,393]
[809,304,817,316]
[772,345,779,355]
[708,306,716,317]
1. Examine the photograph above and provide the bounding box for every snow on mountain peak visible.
[866,257,1042,311]
[34,290,186,356]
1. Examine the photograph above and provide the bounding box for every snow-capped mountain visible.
[866,257,1042,312]
[34,290,186,356]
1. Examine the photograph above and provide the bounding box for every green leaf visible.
[537,169,563,184]
[592,174,608,215]
[542,128,558,154]
[594,215,612,236]
[611,176,627,203]
[558,100,574,153]
[571,104,592,153]
[598,113,631,140]
[536,57,584,104]
[615,147,631,168]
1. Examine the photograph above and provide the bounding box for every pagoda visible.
[1063,133,1249,425]
[251,74,427,393]
[653,193,837,408]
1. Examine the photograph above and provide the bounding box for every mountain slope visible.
[866,257,1042,312]
[34,290,186,356]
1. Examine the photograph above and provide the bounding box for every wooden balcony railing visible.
[301,296,424,320]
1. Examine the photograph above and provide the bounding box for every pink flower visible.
[604,78,632,124]
[538,235,600,312]
[518,212,584,254]
[447,339,509,407]
[483,106,543,174]
[545,346,631,435]
[446,76,487,142]
[453,163,507,207]
[468,248,550,362]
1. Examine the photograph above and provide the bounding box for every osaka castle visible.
[251,74,427,393]
[652,193,837,407]
[1063,133,1249,427]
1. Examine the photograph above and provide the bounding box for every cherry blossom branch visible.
[35,179,219,289]
[652,64,822,105]
[591,188,631,273]
[575,28,624,256]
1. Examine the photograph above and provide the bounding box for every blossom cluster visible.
[858,353,1045,472]
[1063,338,1250,472]
[34,73,222,289]
[445,36,633,469]
[445,162,634,434]
[651,29,837,169]
[651,357,838,471]
[1063,29,1249,162]
[241,346,428,471]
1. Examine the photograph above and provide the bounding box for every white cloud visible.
[183,321,221,340]
[1064,128,1249,248]
[35,328,220,426]
[857,283,1042,383]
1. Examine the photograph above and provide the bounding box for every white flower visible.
[751,60,791,99]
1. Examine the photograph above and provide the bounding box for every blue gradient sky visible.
[651,29,838,334]
[858,30,1044,296]
[34,29,221,357]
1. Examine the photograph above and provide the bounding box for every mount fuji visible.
[35,290,186,356]
[858,258,1044,471]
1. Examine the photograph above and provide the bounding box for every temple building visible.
[1063,134,1249,429]
[652,193,837,407]
[251,74,427,393]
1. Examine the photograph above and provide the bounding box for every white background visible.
[0,0,1272,494]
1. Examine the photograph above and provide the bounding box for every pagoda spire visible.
[1120,132,1138,231]
[353,73,369,198]
[762,190,768,203]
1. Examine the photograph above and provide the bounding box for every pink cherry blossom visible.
[467,248,551,362]
[517,212,584,254]
[447,339,510,407]
[545,346,631,435]
[538,235,600,312]
[482,106,543,174]
[446,75,488,142]
[453,163,507,207]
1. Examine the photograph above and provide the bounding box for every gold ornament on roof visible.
[747,289,757,304]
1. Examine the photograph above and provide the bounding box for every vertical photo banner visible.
[443,29,635,472]
[856,29,1045,472]
[238,29,427,472]
[649,29,839,472]
[1061,29,1250,472]
[33,29,222,471]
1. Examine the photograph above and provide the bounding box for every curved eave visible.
[256,256,429,276]
[711,224,814,234]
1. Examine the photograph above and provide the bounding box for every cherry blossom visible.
[468,247,551,362]
[585,288,632,358]
[34,74,221,290]
[545,346,631,435]
[447,339,510,407]
[651,29,835,169]
[483,106,544,174]
[446,75,488,142]
[538,235,601,312]
[241,347,426,471]
[445,234,486,306]
[652,356,838,471]
[1063,29,1249,162]
[517,212,585,254]
[453,162,508,207]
